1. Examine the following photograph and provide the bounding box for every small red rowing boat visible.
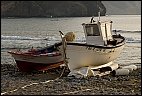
[8,43,64,72]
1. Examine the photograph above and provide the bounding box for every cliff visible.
[1,1,106,18]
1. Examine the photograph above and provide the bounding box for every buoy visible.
[111,69,130,76]
[122,65,137,72]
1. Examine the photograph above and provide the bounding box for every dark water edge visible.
[112,30,141,33]
[1,16,92,19]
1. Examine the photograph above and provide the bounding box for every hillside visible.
[102,1,141,15]
[1,1,106,17]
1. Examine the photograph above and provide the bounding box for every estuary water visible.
[1,15,141,67]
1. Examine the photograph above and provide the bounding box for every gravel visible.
[1,64,141,95]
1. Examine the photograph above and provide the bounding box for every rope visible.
[59,31,69,70]
[1,31,69,95]
[1,67,67,95]
[63,88,92,95]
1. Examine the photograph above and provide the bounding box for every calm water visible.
[1,15,141,67]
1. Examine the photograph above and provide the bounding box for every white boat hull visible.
[59,43,125,71]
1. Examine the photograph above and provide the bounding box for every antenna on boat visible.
[98,11,100,21]
[98,6,101,21]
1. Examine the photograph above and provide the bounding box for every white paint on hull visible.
[60,44,124,71]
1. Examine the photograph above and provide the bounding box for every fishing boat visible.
[58,15,126,71]
[8,14,125,74]
[8,45,64,72]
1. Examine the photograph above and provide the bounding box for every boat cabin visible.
[82,20,114,45]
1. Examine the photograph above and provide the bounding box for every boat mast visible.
[98,6,101,21]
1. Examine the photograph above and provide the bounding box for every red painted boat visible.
[8,43,64,72]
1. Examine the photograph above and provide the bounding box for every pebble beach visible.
[1,64,141,95]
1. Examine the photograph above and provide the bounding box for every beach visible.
[1,64,141,95]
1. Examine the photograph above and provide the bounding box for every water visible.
[1,15,141,68]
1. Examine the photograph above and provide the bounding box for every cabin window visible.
[85,24,100,36]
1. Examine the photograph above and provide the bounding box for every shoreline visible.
[1,64,141,95]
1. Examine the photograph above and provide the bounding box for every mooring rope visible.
[1,67,68,95]
[1,79,57,95]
